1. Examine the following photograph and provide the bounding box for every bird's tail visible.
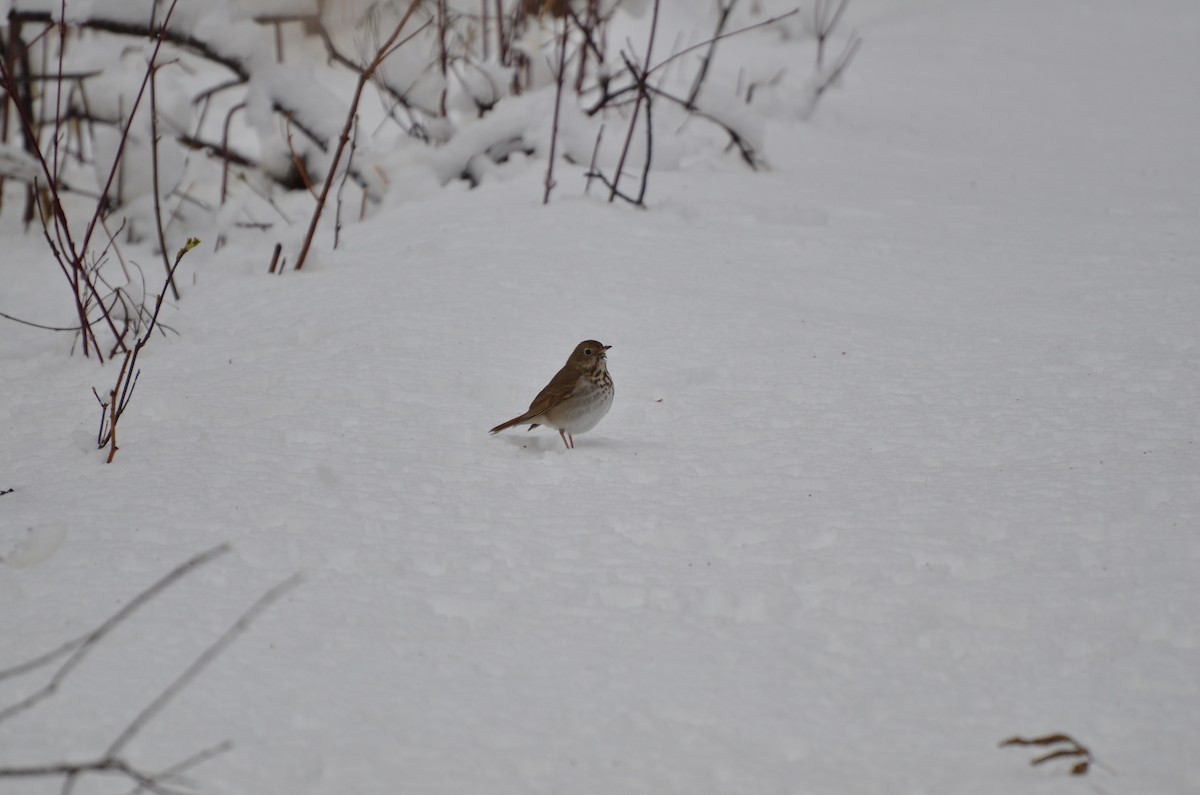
[489,412,537,435]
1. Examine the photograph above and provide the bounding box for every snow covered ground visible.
[3,1,1199,793]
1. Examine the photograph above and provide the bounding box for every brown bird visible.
[490,340,614,449]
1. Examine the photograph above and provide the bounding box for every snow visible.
[2,1,1199,794]
[0,143,39,183]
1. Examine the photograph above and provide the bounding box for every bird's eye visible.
[584,348,593,355]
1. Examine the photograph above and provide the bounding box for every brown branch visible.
[294,0,423,271]
[285,121,318,198]
[617,52,654,206]
[3,1,185,360]
[148,63,179,300]
[609,0,660,203]
[584,123,604,195]
[13,10,333,152]
[333,116,359,249]
[220,103,247,203]
[7,11,248,80]
[176,133,256,169]
[267,242,283,274]
[1000,733,1095,776]
[314,17,437,120]
[543,15,570,204]
[94,238,199,461]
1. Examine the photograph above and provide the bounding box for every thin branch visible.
[646,82,760,168]
[333,116,359,249]
[813,32,861,101]
[584,123,604,195]
[584,166,641,206]
[0,757,184,794]
[618,52,654,206]
[1,554,295,795]
[609,0,660,203]
[148,62,179,300]
[814,0,851,70]
[96,238,199,462]
[294,0,423,271]
[0,544,231,724]
[104,573,303,757]
[543,14,570,205]
[133,740,234,795]
[79,4,180,263]
[1000,733,1097,776]
[647,8,798,82]
[686,0,737,107]
[0,310,81,331]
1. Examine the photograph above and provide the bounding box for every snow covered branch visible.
[0,0,863,290]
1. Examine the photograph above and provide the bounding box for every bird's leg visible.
[568,433,575,448]
[559,429,570,449]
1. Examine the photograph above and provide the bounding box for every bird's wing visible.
[524,367,582,416]
[488,368,581,434]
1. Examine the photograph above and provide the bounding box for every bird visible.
[490,340,614,449]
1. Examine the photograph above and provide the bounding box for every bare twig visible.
[1000,733,1096,777]
[105,573,304,757]
[811,31,861,102]
[686,0,737,107]
[813,0,851,70]
[78,2,180,318]
[135,740,234,795]
[294,0,423,270]
[0,544,230,724]
[645,82,760,168]
[584,123,604,194]
[148,62,179,300]
[94,237,200,462]
[581,6,799,117]
[285,121,318,198]
[219,103,248,204]
[333,116,359,249]
[543,14,570,204]
[0,310,81,331]
[436,0,450,117]
[583,167,640,206]
[609,0,660,204]
[0,1,184,359]
[0,757,190,795]
[267,242,283,274]
[618,52,654,205]
[645,8,799,85]
[1,550,299,795]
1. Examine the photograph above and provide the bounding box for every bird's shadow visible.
[491,433,624,453]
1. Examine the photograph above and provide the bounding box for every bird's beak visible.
[602,345,612,352]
